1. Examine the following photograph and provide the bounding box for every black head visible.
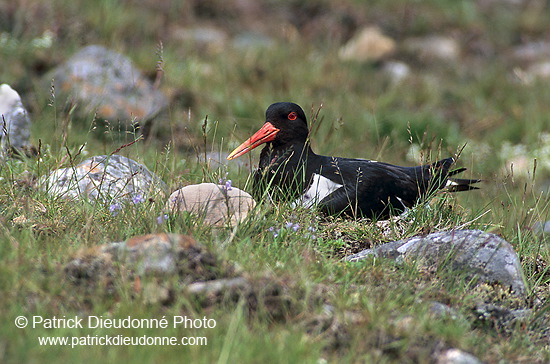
[265,102,309,146]
[227,102,310,160]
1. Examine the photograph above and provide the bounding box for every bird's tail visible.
[428,158,481,192]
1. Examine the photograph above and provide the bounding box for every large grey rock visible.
[46,45,168,127]
[0,84,31,152]
[41,154,167,203]
[345,230,526,294]
[166,182,256,227]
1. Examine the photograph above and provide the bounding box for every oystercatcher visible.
[227,102,479,218]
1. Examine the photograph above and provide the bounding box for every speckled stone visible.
[65,233,235,284]
[46,45,168,127]
[345,230,526,294]
[41,154,167,203]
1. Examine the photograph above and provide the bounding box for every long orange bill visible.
[227,122,280,160]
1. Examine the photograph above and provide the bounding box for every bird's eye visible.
[287,112,297,121]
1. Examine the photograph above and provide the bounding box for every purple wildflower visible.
[225,179,232,191]
[268,226,280,238]
[285,222,299,231]
[109,202,122,216]
[132,194,144,204]
[157,214,169,224]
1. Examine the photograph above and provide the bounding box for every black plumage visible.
[228,102,479,218]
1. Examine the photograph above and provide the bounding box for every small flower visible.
[304,226,317,240]
[219,175,233,191]
[268,226,280,238]
[156,214,169,224]
[109,202,122,216]
[132,194,145,204]
[285,222,300,232]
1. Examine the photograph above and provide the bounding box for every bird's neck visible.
[261,142,316,167]
[255,141,318,203]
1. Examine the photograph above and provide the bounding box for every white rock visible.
[0,84,31,150]
[436,348,482,364]
[167,183,256,227]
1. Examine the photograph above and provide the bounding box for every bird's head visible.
[227,102,309,160]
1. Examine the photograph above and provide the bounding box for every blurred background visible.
[1,0,550,224]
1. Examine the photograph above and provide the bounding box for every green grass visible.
[1,0,550,363]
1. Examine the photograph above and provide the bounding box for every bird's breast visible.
[292,173,344,208]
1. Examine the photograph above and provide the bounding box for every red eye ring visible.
[288,112,297,121]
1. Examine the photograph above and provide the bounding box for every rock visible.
[232,32,275,50]
[0,84,31,152]
[345,230,527,294]
[516,61,550,84]
[64,233,237,303]
[473,302,532,334]
[403,35,461,62]
[167,182,256,227]
[64,233,300,320]
[186,277,250,295]
[65,233,234,282]
[533,220,550,235]
[338,26,396,62]
[435,348,482,364]
[46,45,168,128]
[383,61,411,84]
[511,41,550,63]
[429,301,462,320]
[172,26,228,54]
[41,154,167,204]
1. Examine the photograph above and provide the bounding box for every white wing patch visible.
[292,173,343,208]
[445,180,459,187]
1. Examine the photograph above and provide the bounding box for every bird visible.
[227,102,479,219]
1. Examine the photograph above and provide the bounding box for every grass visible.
[1,0,550,363]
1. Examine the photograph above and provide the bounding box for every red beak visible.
[227,122,280,160]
